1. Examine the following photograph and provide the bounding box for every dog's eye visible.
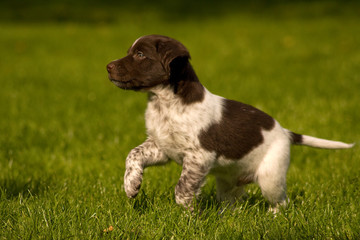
[136,51,145,58]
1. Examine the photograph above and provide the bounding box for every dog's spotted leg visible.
[124,138,168,198]
[174,154,210,210]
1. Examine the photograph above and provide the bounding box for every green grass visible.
[1,1,360,239]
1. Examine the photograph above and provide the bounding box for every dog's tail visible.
[288,130,355,149]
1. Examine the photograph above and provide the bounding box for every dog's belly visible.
[210,149,265,185]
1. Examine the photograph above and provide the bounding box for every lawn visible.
[1,1,360,239]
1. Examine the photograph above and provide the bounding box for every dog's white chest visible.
[145,101,197,161]
[144,88,223,162]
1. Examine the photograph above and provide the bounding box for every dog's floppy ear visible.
[156,39,190,74]
[156,37,204,104]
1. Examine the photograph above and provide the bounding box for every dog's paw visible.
[124,170,143,198]
[125,183,141,198]
[269,198,289,214]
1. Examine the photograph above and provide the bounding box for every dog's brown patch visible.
[199,99,275,160]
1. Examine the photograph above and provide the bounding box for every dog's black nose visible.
[107,63,115,73]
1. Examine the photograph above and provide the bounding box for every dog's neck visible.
[148,61,205,105]
[147,85,178,103]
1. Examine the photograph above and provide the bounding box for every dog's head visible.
[107,35,191,91]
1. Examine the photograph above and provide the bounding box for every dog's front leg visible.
[124,138,168,198]
[175,154,210,210]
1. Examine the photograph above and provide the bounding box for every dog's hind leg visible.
[255,139,290,213]
[124,138,168,198]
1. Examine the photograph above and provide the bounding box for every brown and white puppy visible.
[107,35,354,212]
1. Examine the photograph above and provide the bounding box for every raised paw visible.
[124,168,143,198]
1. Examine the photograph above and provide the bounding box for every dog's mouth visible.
[110,78,131,88]
[109,78,143,90]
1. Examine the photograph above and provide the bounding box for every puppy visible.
[107,35,354,211]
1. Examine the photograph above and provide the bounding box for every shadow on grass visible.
[129,185,268,215]
[0,176,51,199]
